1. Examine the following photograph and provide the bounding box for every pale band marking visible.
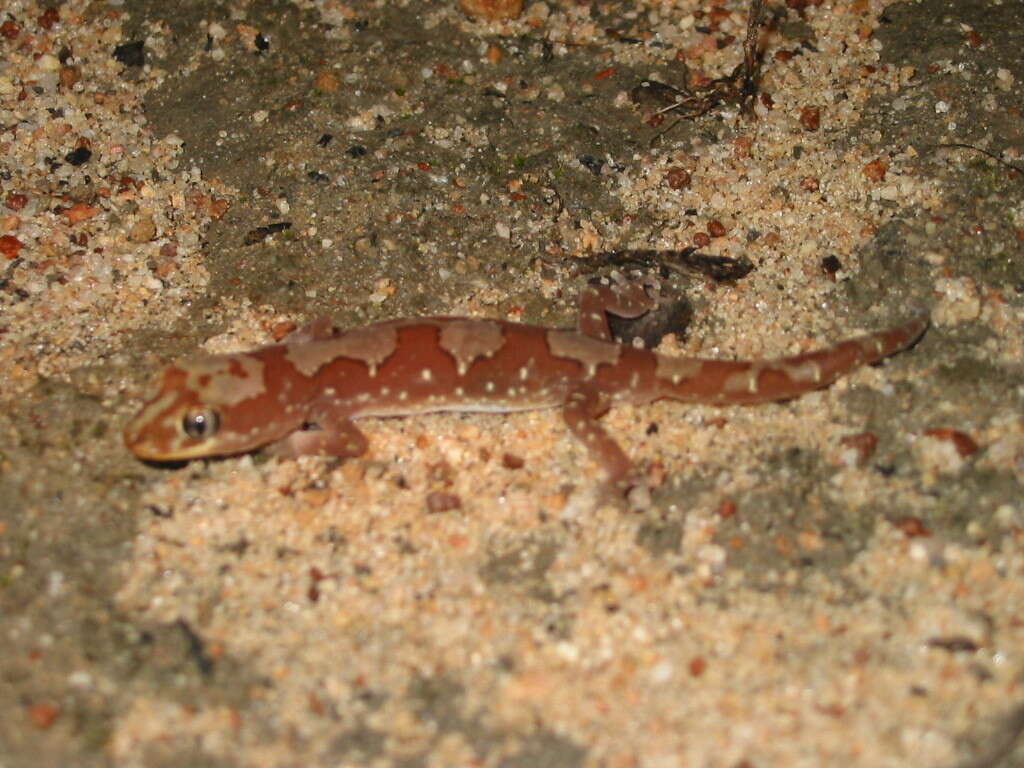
[655,355,703,386]
[438,320,505,376]
[548,330,620,379]
[285,325,398,377]
[723,365,763,395]
[781,360,823,385]
[124,390,177,445]
[184,354,267,406]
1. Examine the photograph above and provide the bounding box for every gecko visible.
[124,278,927,497]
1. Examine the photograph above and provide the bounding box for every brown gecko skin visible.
[124,281,928,493]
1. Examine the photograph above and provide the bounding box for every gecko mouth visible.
[124,439,209,462]
[122,419,205,462]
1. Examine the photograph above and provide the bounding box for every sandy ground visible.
[2,0,1023,765]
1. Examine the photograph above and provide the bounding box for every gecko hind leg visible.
[562,387,649,508]
[284,317,339,343]
[577,273,661,341]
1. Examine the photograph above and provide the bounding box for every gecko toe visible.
[626,482,652,511]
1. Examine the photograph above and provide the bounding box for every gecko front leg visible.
[267,401,369,459]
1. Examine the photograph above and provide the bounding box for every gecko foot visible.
[626,482,652,511]
[596,477,652,512]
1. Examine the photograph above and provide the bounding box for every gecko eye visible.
[182,409,220,440]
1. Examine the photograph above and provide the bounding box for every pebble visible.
[460,0,523,22]
[129,214,157,243]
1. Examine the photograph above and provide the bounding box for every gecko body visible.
[125,281,927,492]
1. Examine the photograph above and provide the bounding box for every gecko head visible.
[124,352,279,461]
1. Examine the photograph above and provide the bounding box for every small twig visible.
[630,0,766,144]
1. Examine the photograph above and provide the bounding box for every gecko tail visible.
[654,310,929,405]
